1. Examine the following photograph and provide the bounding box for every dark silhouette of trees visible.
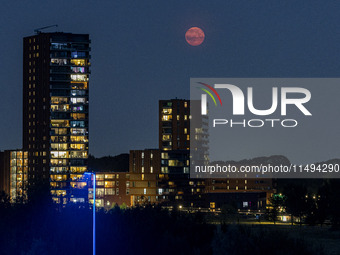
[267,194,286,224]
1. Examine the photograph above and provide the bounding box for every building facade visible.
[88,172,131,210]
[23,32,90,204]
[129,149,161,206]
[0,150,28,202]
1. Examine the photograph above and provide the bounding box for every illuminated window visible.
[71,105,84,112]
[51,151,68,159]
[161,153,169,159]
[71,113,86,120]
[71,81,88,90]
[51,120,69,127]
[70,97,86,104]
[144,188,147,195]
[70,121,85,128]
[70,182,86,189]
[51,143,68,150]
[162,108,172,114]
[162,115,172,121]
[70,166,87,173]
[51,97,68,104]
[70,151,87,159]
[104,181,115,188]
[70,144,86,150]
[71,74,88,82]
[71,90,86,96]
[71,51,86,58]
[105,188,114,195]
[96,175,104,180]
[71,128,87,135]
[161,167,168,173]
[71,66,85,73]
[51,104,69,112]
[70,59,87,66]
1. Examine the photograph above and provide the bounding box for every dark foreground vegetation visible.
[0,194,336,255]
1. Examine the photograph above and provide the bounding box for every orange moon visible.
[185,27,205,46]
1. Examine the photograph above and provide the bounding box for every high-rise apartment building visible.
[158,99,206,206]
[23,32,90,204]
[159,99,190,151]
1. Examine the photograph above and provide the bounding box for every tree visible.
[220,203,238,224]
[0,190,10,208]
[267,194,286,224]
[284,184,310,225]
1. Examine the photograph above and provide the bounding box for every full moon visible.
[185,27,205,46]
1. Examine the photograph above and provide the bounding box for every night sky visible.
[1,0,340,157]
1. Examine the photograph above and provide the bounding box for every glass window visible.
[51,151,68,159]
[71,74,88,82]
[70,121,85,128]
[71,105,84,112]
[71,90,86,96]
[51,120,69,127]
[51,58,67,65]
[162,115,172,121]
[71,113,86,120]
[71,82,88,90]
[71,67,85,73]
[51,97,68,104]
[70,151,88,159]
[105,188,115,195]
[70,136,88,143]
[70,144,86,150]
[71,128,87,135]
[70,97,86,104]
[70,59,87,66]
[71,51,86,58]
[51,43,68,50]
[51,143,68,150]
[162,108,172,114]
[51,104,69,112]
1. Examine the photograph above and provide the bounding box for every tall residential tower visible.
[23,32,90,204]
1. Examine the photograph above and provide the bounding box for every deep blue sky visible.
[1,0,340,157]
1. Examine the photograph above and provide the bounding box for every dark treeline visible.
[0,195,330,255]
[88,154,129,172]
[268,179,340,227]
[0,196,214,255]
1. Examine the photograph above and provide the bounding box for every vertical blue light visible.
[93,173,96,255]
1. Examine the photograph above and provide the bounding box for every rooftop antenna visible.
[34,24,58,34]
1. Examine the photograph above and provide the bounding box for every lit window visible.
[162,115,172,121]
[70,59,87,66]
[162,108,172,114]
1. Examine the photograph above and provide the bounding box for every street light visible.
[84,172,96,255]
